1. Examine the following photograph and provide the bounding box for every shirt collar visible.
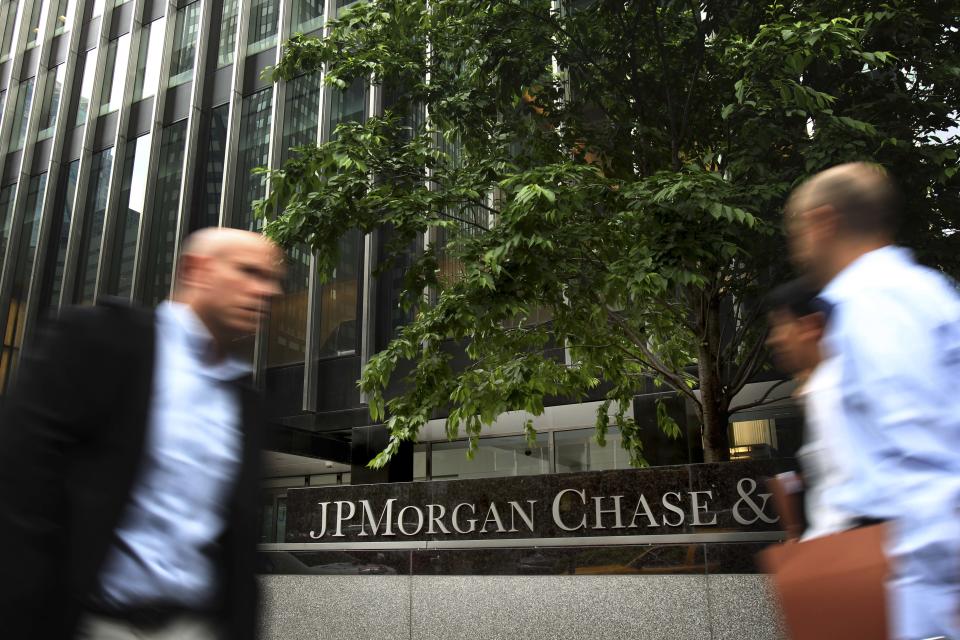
[156,301,253,381]
[820,245,914,304]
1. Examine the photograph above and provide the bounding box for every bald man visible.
[0,229,284,640]
[786,163,960,639]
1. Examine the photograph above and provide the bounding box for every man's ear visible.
[177,253,211,291]
[799,311,827,342]
[807,204,839,237]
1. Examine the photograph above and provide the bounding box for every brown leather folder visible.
[758,523,889,640]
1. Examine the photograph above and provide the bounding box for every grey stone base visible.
[259,574,785,640]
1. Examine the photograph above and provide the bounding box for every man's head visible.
[765,278,826,377]
[784,162,901,286]
[173,228,285,346]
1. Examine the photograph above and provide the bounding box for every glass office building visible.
[0,0,801,544]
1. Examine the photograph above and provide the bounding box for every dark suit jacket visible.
[0,300,262,640]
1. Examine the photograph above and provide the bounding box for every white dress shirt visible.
[97,302,250,610]
[819,246,960,639]
[796,356,855,540]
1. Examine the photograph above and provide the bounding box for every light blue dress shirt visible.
[820,246,960,639]
[98,302,250,610]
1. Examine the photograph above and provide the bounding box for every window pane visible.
[133,17,165,101]
[74,148,113,304]
[232,88,272,231]
[25,0,49,48]
[266,244,310,367]
[1,2,25,62]
[53,0,76,35]
[247,0,278,55]
[75,48,97,126]
[281,73,321,163]
[316,231,360,358]
[193,102,229,231]
[431,436,550,480]
[217,0,239,67]
[326,77,365,140]
[0,184,15,265]
[0,174,48,393]
[169,2,200,87]
[91,0,105,18]
[143,120,187,305]
[38,64,67,140]
[10,77,36,151]
[39,160,79,311]
[99,33,131,115]
[292,0,324,34]
[107,132,151,297]
[554,427,628,473]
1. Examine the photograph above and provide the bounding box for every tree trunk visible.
[698,292,730,463]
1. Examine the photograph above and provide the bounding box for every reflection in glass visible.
[53,0,76,35]
[193,103,230,231]
[107,133,151,297]
[266,245,311,368]
[25,0,49,48]
[91,0,105,18]
[292,0,324,34]
[554,427,628,473]
[40,160,79,312]
[316,231,360,358]
[0,174,48,393]
[281,73,321,163]
[247,0,279,55]
[10,77,36,151]
[75,49,97,126]
[99,33,132,115]
[431,436,550,480]
[232,88,272,231]
[169,2,200,87]
[217,0,239,67]
[143,120,187,305]
[74,149,114,304]
[133,17,166,100]
[38,64,67,140]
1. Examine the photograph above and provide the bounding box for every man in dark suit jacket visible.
[0,228,285,640]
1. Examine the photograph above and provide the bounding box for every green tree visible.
[259,0,959,464]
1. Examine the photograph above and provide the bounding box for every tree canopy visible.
[259,0,960,465]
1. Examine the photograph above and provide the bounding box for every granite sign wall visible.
[284,460,791,543]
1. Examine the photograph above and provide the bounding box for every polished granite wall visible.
[258,573,787,640]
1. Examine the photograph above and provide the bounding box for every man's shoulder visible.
[48,298,155,351]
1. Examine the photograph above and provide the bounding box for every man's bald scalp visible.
[180,227,278,259]
[787,162,901,236]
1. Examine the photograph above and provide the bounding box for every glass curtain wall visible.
[0,174,48,392]
[10,77,36,151]
[193,103,230,231]
[1,2,25,63]
[142,120,188,305]
[25,0,49,49]
[99,33,132,115]
[232,88,273,231]
[292,0,324,34]
[266,74,323,369]
[39,160,78,311]
[74,49,97,126]
[107,133,151,297]
[133,17,165,101]
[37,64,66,140]
[53,0,76,36]
[217,0,239,67]
[0,184,15,268]
[169,2,200,87]
[74,149,113,304]
[431,436,550,480]
[247,0,279,55]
